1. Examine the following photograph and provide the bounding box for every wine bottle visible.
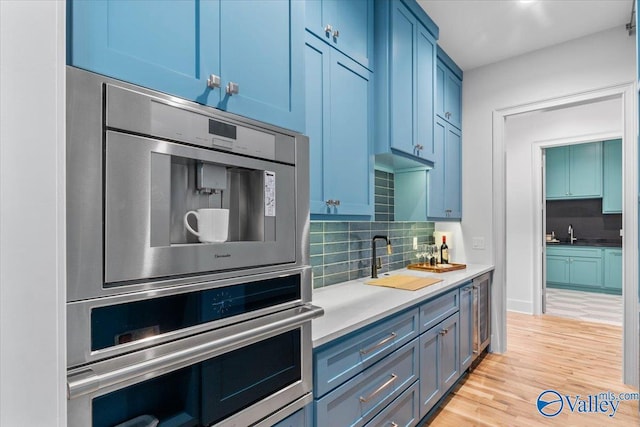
[440,235,449,264]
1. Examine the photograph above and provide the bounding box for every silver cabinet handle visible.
[326,199,341,207]
[359,374,398,403]
[324,24,332,34]
[207,74,221,89]
[67,304,324,399]
[360,332,397,355]
[226,81,239,95]
[390,423,399,427]
[439,329,446,336]
[333,29,340,38]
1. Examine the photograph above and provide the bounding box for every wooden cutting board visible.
[366,275,442,291]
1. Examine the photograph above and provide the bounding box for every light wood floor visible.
[428,312,639,426]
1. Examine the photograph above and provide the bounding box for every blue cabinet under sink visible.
[69,0,305,132]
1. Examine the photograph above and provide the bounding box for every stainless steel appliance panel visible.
[472,272,491,359]
[104,130,296,284]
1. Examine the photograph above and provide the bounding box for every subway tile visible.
[310,222,323,233]
[375,194,388,204]
[310,254,324,267]
[323,242,349,254]
[349,222,371,231]
[310,244,324,256]
[375,176,388,188]
[349,248,371,260]
[324,221,348,232]
[313,276,324,289]
[310,232,324,244]
[371,222,389,232]
[323,261,349,276]
[324,251,349,264]
[374,213,390,222]
[324,231,349,243]
[324,272,350,286]
[312,264,323,278]
[375,186,389,197]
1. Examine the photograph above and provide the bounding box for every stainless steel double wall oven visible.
[66,67,322,427]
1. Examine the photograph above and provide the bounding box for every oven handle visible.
[67,304,324,400]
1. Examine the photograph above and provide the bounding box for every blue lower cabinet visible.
[365,381,420,427]
[458,284,474,371]
[69,0,304,132]
[603,249,623,292]
[272,406,311,427]
[315,339,419,427]
[419,313,460,419]
[419,288,459,333]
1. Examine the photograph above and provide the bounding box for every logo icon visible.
[537,390,564,417]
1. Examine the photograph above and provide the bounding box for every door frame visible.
[492,82,638,386]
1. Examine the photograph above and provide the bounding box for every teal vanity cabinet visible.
[545,142,603,200]
[603,248,623,292]
[374,0,438,166]
[305,0,374,69]
[602,139,622,213]
[305,30,373,217]
[69,0,305,132]
[546,246,621,295]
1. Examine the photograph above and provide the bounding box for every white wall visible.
[462,26,635,265]
[0,2,66,425]
[504,98,622,313]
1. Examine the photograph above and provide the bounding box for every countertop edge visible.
[311,264,494,348]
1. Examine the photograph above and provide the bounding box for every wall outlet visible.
[413,237,418,250]
[472,237,485,250]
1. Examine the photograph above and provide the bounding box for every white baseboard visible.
[507,298,533,314]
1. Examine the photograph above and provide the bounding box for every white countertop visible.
[311,264,494,347]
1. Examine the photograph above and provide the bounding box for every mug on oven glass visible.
[184,208,229,243]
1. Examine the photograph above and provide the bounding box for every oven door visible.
[67,305,322,427]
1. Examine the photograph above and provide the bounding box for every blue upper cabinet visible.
[436,47,463,130]
[374,0,438,167]
[305,0,374,70]
[545,142,602,200]
[69,0,304,132]
[602,139,622,213]
[305,34,373,217]
[428,117,462,220]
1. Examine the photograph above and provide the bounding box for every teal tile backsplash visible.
[311,171,435,288]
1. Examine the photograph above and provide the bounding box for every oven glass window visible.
[92,330,301,427]
[91,275,300,351]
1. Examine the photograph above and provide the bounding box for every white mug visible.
[184,208,229,243]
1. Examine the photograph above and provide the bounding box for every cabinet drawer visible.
[419,289,458,333]
[316,339,419,427]
[314,309,419,397]
[365,380,419,427]
[545,246,601,258]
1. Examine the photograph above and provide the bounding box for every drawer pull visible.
[359,374,398,403]
[390,423,399,427]
[360,332,397,355]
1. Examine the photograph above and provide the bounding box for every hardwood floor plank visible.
[428,312,639,426]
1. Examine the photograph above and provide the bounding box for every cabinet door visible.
[603,249,623,292]
[415,25,437,164]
[603,139,622,213]
[445,71,462,129]
[443,125,462,219]
[546,255,570,284]
[305,36,332,215]
[69,0,218,103]
[305,35,373,217]
[440,313,460,391]
[569,256,602,288]
[220,0,304,131]
[305,0,373,69]
[435,61,446,120]
[427,118,446,219]
[418,326,442,419]
[459,285,474,371]
[545,146,569,199]
[389,1,417,158]
[568,142,602,198]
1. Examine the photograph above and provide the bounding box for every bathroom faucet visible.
[371,235,392,279]
[568,224,577,245]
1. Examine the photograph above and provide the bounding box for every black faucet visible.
[371,235,392,278]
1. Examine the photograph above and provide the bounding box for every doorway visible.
[494,83,638,386]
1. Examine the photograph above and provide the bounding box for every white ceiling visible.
[418,0,633,71]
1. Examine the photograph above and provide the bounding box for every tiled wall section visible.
[311,170,435,288]
[374,170,394,221]
[310,221,435,288]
